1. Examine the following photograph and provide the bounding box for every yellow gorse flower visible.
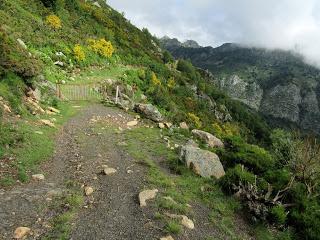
[46,15,62,29]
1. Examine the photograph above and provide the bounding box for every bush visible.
[187,113,202,128]
[220,164,256,192]
[45,15,62,29]
[270,205,287,225]
[88,38,114,58]
[222,136,275,173]
[0,28,41,79]
[73,44,85,62]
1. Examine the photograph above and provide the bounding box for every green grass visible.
[42,189,84,240]
[165,220,182,234]
[121,127,278,239]
[74,65,134,84]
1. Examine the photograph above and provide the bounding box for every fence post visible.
[115,86,119,104]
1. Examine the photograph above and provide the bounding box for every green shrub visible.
[220,164,256,193]
[222,136,275,173]
[270,205,287,225]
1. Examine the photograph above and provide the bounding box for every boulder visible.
[40,119,55,128]
[159,123,165,129]
[180,143,225,179]
[134,104,163,122]
[191,129,224,148]
[139,189,158,207]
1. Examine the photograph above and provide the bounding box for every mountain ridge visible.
[160,37,320,135]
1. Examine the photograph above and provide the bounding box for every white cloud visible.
[108,0,320,65]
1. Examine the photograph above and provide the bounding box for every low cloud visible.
[108,0,320,66]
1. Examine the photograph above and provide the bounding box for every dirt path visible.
[0,104,163,239]
[0,103,252,240]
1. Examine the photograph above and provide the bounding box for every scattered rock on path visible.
[32,174,45,181]
[191,129,224,148]
[13,227,31,239]
[103,167,117,175]
[160,236,174,240]
[165,213,195,229]
[180,143,225,179]
[134,103,163,122]
[84,186,94,196]
[127,120,138,127]
[139,189,158,207]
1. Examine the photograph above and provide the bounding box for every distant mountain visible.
[160,38,320,135]
[160,36,201,49]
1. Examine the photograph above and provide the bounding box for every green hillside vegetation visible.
[0,1,320,239]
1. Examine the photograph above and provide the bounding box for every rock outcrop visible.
[261,84,302,123]
[180,143,225,179]
[134,104,163,122]
[191,129,224,148]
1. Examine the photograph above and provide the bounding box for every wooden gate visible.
[56,83,107,101]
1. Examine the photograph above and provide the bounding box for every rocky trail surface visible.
[0,104,245,240]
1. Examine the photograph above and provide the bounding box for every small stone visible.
[35,131,43,135]
[54,61,64,67]
[181,215,195,229]
[127,170,133,174]
[160,236,174,240]
[32,174,45,181]
[165,213,195,229]
[127,120,138,127]
[135,115,141,120]
[93,176,98,180]
[17,38,27,49]
[84,187,94,196]
[3,104,12,113]
[139,189,158,207]
[164,122,173,128]
[47,107,60,114]
[13,227,31,239]
[158,123,165,129]
[103,167,117,175]
[179,122,189,129]
[40,119,55,127]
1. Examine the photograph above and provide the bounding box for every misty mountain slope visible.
[161,38,320,135]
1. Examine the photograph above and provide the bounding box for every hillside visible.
[160,38,320,135]
[0,1,320,240]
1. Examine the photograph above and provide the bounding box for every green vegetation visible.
[0,1,319,239]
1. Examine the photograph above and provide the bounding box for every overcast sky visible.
[108,0,320,65]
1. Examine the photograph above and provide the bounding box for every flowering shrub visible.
[73,44,85,61]
[45,15,62,29]
[151,72,161,85]
[167,76,175,89]
[88,38,114,58]
[188,113,202,128]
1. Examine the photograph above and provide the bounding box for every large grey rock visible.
[180,143,225,179]
[191,129,224,148]
[134,103,163,122]
[261,84,302,123]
